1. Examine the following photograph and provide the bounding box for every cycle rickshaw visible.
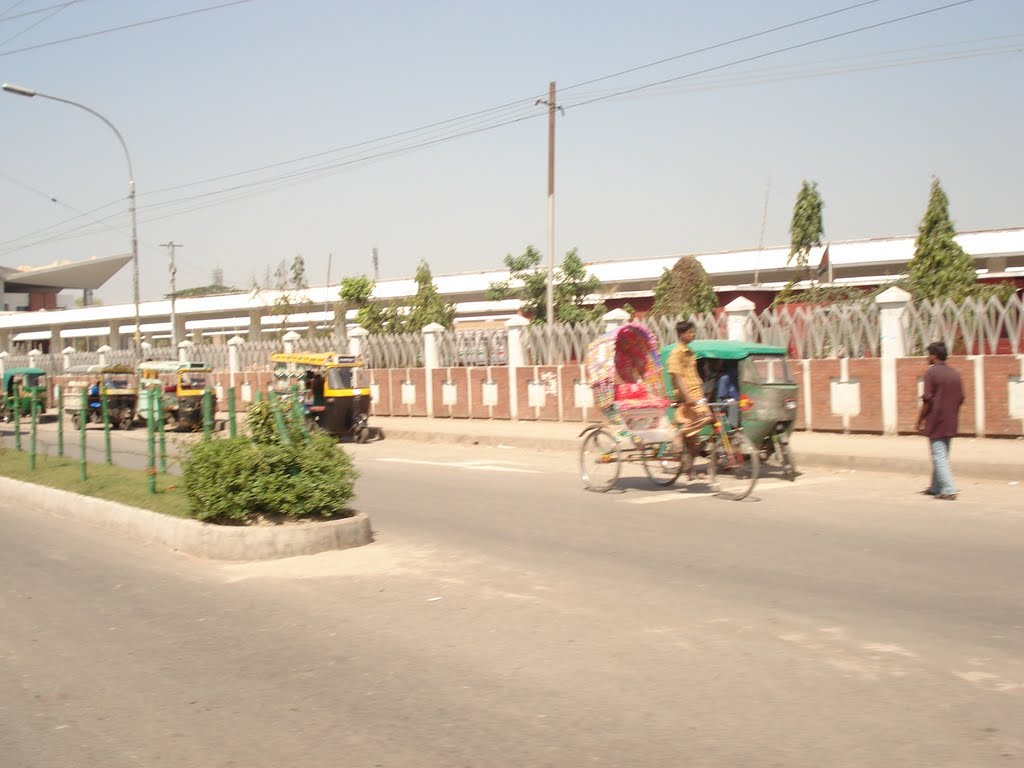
[579,323,758,499]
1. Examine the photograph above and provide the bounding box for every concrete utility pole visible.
[536,82,562,325]
[159,241,183,349]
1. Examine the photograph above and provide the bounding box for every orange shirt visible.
[666,342,704,401]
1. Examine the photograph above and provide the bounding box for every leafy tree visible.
[905,178,980,302]
[788,180,825,275]
[405,261,455,331]
[775,180,824,306]
[486,245,604,324]
[337,275,374,347]
[649,256,717,317]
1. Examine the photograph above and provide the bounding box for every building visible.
[1,228,1022,352]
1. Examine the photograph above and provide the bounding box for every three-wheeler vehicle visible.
[137,360,215,431]
[1,367,48,422]
[270,352,372,443]
[63,364,138,430]
[668,339,799,481]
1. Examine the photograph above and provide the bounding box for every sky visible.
[0,0,1021,305]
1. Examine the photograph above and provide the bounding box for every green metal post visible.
[57,385,64,457]
[13,383,21,451]
[228,386,237,438]
[156,387,167,474]
[270,397,291,445]
[79,388,87,481]
[101,388,112,465]
[29,398,37,470]
[202,388,213,442]
[146,388,156,494]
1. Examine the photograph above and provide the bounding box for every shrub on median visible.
[182,401,358,524]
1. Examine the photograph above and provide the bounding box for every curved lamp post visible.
[3,83,141,354]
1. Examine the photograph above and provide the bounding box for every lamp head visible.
[2,83,37,97]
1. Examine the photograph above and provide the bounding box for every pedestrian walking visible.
[915,341,964,500]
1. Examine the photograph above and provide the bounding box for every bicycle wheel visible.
[579,428,621,492]
[708,430,759,500]
[641,440,684,487]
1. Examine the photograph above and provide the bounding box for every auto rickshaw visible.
[2,367,48,422]
[63,364,138,430]
[662,339,798,480]
[270,352,372,442]
[137,360,215,431]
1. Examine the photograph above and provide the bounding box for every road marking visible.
[375,457,543,474]
[624,475,839,504]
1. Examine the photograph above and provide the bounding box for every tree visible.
[269,255,310,339]
[404,261,455,331]
[649,256,717,317]
[486,246,604,324]
[788,180,825,276]
[774,180,825,305]
[905,178,980,302]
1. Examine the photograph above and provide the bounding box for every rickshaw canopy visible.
[270,352,362,368]
[584,323,667,413]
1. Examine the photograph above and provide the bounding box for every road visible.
[2,430,1023,766]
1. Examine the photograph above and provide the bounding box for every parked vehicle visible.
[270,352,372,442]
[63,364,138,430]
[137,360,215,431]
[1,367,48,422]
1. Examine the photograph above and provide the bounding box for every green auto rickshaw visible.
[2,367,48,422]
[662,339,798,480]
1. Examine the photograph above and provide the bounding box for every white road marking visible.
[375,457,543,474]
[624,475,840,504]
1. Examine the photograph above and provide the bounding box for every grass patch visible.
[0,448,190,518]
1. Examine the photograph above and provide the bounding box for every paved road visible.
[2,433,1023,766]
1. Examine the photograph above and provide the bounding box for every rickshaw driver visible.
[667,320,713,469]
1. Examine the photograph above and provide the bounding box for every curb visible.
[380,427,1022,483]
[0,476,373,561]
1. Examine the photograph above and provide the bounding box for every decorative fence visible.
[4,296,1022,376]
[903,295,1024,356]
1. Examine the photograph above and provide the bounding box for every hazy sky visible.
[1,0,1021,304]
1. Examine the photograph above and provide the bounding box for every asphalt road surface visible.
[2,431,1022,767]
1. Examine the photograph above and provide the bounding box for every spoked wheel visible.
[760,435,797,481]
[708,430,759,500]
[641,440,684,487]
[579,428,621,492]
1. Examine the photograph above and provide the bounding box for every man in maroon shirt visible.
[915,341,965,500]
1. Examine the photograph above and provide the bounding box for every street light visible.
[3,82,141,355]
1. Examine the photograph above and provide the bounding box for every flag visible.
[816,244,831,282]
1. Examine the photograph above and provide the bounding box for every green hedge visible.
[183,401,358,524]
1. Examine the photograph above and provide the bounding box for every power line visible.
[567,0,979,110]
[0,1,86,24]
[561,0,888,94]
[0,0,992,252]
[0,0,77,49]
[144,0,887,199]
[0,0,253,58]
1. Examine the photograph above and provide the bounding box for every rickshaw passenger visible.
[667,320,712,465]
[712,360,740,429]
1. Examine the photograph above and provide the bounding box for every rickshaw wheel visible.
[708,430,759,501]
[641,441,684,487]
[70,412,81,430]
[119,413,133,431]
[356,426,371,444]
[579,428,621,492]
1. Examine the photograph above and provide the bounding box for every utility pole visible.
[159,241,183,350]
[536,82,562,325]
[371,245,380,281]
[754,179,771,287]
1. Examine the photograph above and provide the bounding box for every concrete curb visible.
[380,427,1022,483]
[0,476,373,561]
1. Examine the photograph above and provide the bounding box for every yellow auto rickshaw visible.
[270,352,372,442]
[137,360,215,431]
